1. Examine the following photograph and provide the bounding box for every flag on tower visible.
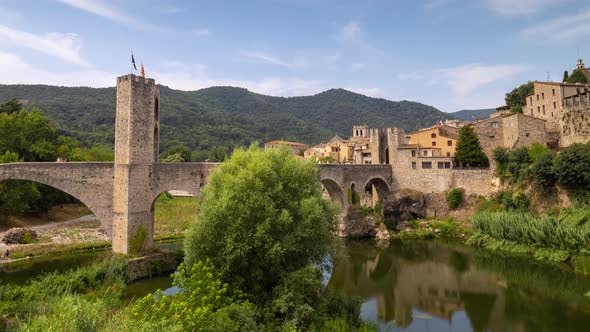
[131,52,137,71]
[141,64,145,77]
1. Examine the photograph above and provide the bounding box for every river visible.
[2,240,590,331]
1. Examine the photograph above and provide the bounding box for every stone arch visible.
[321,178,346,207]
[362,176,392,202]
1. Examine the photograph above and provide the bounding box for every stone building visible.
[264,140,309,156]
[406,125,460,157]
[473,112,547,161]
[524,80,589,144]
[561,89,590,146]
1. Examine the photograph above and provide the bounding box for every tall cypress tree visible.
[563,70,569,82]
[455,125,489,167]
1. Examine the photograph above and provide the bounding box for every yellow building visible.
[406,125,460,157]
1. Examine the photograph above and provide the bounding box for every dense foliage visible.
[455,126,489,167]
[447,188,463,209]
[566,69,588,84]
[185,145,335,300]
[0,85,450,159]
[504,82,534,109]
[554,143,590,191]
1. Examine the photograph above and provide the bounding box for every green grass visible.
[154,195,199,238]
[467,208,590,262]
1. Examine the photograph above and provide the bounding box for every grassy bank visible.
[153,195,199,239]
[467,207,590,263]
[392,217,471,241]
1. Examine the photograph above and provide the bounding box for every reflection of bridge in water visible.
[0,74,394,255]
[329,242,515,331]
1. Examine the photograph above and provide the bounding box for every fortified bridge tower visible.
[0,74,393,255]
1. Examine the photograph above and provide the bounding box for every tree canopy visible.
[184,145,336,301]
[566,69,588,84]
[455,126,489,167]
[505,82,534,108]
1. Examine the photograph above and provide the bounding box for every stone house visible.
[473,112,547,161]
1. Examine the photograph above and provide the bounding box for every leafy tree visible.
[455,126,489,167]
[208,146,227,162]
[563,70,569,82]
[163,144,190,162]
[0,109,59,161]
[190,150,209,162]
[0,98,22,114]
[505,82,534,108]
[528,143,550,163]
[447,188,464,209]
[566,69,588,84]
[162,152,184,162]
[0,151,41,219]
[531,151,557,190]
[184,145,336,303]
[554,143,590,190]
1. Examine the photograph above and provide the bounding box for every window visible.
[537,94,539,101]
[553,101,557,109]
[542,92,545,99]
[542,105,545,115]
[552,89,556,96]
[437,162,451,169]
[432,141,437,147]
[411,150,416,157]
[537,106,541,113]
[530,96,533,104]
[423,150,428,156]
[447,140,452,146]
[531,108,533,115]
[551,112,554,117]
[526,133,530,137]
[491,121,500,128]
[411,161,416,169]
[422,162,432,169]
[489,135,495,139]
[446,152,451,157]
[431,133,437,138]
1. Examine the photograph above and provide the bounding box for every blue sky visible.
[0,0,588,112]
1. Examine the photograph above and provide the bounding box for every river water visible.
[2,240,590,331]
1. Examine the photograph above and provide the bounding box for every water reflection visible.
[328,240,590,332]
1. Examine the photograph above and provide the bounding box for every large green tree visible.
[0,98,22,114]
[455,126,489,167]
[554,143,590,190]
[566,69,588,84]
[505,82,534,108]
[184,145,336,302]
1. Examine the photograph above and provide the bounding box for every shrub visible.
[513,192,531,211]
[528,144,550,163]
[531,151,556,190]
[447,188,464,209]
[554,143,590,191]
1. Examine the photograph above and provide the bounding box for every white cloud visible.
[521,9,590,41]
[435,63,529,96]
[486,0,566,15]
[0,51,113,86]
[339,21,361,41]
[351,63,366,70]
[242,50,301,68]
[344,87,382,97]
[56,0,160,31]
[192,28,210,37]
[0,25,87,66]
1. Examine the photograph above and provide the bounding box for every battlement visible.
[117,74,156,86]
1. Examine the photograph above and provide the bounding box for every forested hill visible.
[0,84,449,154]
[452,108,496,121]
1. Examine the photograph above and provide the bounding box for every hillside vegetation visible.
[0,84,449,158]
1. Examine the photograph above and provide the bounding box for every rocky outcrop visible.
[383,189,427,228]
[340,209,390,241]
[2,228,38,244]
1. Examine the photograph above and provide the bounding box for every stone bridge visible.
[0,74,394,255]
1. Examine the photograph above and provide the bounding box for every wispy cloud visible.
[486,0,566,15]
[0,51,112,86]
[56,0,160,31]
[339,21,361,41]
[242,50,301,68]
[0,25,87,66]
[435,63,529,96]
[521,9,590,41]
[192,28,211,37]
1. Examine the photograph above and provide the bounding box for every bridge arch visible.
[362,176,392,203]
[321,178,346,207]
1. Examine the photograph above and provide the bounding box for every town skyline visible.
[0,0,589,112]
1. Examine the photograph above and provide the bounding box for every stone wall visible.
[561,94,590,146]
[394,167,497,196]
